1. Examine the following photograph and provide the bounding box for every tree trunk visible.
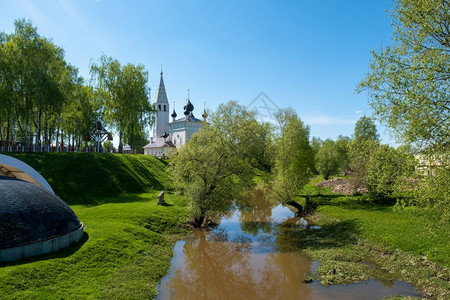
[130,132,134,150]
[44,111,48,146]
[36,108,41,147]
[119,130,123,153]
[56,122,60,146]
[6,118,10,145]
[287,201,304,215]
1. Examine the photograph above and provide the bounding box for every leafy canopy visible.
[358,0,449,148]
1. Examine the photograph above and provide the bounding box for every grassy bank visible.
[0,152,189,299]
[297,177,450,299]
[4,153,170,204]
[0,192,189,299]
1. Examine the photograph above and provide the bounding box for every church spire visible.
[154,70,168,104]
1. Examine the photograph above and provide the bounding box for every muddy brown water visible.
[156,190,418,300]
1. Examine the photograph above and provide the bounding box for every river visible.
[156,190,417,300]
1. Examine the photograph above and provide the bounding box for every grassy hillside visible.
[0,192,189,299]
[0,153,189,299]
[4,153,170,204]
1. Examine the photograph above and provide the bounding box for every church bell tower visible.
[152,71,169,140]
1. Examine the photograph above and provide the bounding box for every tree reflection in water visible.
[166,229,257,299]
[161,190,314,300]
[158,190,418,300]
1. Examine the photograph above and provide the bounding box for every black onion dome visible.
[0,178,82,249]
[186,99,194,112]
[171,109,177,118]
[202,110,208,119]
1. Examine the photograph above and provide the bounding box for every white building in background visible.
[143,71,207,157]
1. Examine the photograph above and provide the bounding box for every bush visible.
[365,145,413,202]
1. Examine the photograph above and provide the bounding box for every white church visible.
[143,71,207,157]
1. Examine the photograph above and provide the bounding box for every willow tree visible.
[0,19,77,147]
[169,101,269,228]
[90,55,153,152]
[271,108,314,209]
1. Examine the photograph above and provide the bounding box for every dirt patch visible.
[315,178,368,196]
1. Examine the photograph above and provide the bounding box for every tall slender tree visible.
[272,108,314,206]
[90,55,153,153]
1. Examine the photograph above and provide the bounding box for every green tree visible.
[354,116,379,142]
[311,136,323,173]
[358,0,449,148]
[211,101,275,172]
[349,139,380,188]
[169,101,266,227]
[365,145,413,201]
[272,108,314,206]
[0,19,77,147]
[90,55,153,153]
[316,139,339,180]
[335,135,351,175]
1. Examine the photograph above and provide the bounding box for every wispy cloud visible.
[355,110,362,114]
[58,0,88,31]
[16,0,55,31]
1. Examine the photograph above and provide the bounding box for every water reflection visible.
[157,190,417,300]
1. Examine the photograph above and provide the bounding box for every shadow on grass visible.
[0,232,89,267]
[303,194,395,213]
[67,192,162,206]
[302,219,361,250]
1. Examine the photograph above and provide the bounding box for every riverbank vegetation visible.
[297,179,450,299]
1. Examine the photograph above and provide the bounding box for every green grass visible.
[4,153,170,204]
[315,200,449,266]
[0,152,188,298]
[297,176,449,266]
[0,192,189,299]
[296,176,450,299]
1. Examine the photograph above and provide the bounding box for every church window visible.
[164,105,166,111]
[158,105,161,111]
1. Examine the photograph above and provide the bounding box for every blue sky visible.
[0,0,395,144]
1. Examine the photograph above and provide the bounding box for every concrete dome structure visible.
[0,177,83,262]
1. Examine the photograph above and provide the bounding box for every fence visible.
[0,145,138,154]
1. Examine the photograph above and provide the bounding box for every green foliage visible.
[211,101,276,172]
[272,108,314,203]
[294,176,450,297]
[353,116,379,142]
[169,101,268,226]
[365,144,414,201]
[397,149,450,221]
[90,55,153,152]
[349,117,382,189]
[349,139,380,188]
[316,139,339,180]
[103,140,113,150]
[0,19,78,146]
[5,153,170,204]
[358,0,449,148]
[335,135,351,175]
